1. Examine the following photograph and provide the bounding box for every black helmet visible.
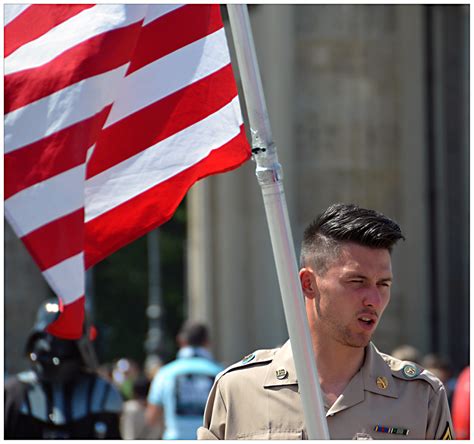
[26,299,98,382]
[25,299,62,355]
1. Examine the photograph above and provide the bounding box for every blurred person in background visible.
[113,358,141,400]
[4,299,123,439]
[120,375,162,439]
[391,344,422,365]
[451,366,469,440]
[146,321,223,439]
[97,362,115,383]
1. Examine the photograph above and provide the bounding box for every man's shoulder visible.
[151,357,223,390]
[152,358,182,378]
[216,347,279,383]
[378,350,444,392]
[158,356,221,374]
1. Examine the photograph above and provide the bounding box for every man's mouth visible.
[357,312,377,330]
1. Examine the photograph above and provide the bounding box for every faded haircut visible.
[300,203,405,275]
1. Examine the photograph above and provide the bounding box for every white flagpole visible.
[227,5,330,440]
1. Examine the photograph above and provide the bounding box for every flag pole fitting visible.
[251,129,283,186]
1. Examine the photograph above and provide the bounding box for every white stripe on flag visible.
[4,4,31,26]
[86,96,243,221]
[5,164,86,237]
[143,4,184,26]
[86,144,96,164]
[105,28,231,127]
[42,253,85,304]
[4,4,146,75]
[5,65,128,153]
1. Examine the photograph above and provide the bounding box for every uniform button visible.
[403,364,418,378]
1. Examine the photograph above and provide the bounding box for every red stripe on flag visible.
[5,107,111,199]
[127,4,224,75]
[87,65,238,179]
[85,126,250,268]
[21,210,84,271]
[5,22,143,113]
[46,295,85,339]
[4,4,94,57]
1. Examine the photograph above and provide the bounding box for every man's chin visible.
[345,333,372,348]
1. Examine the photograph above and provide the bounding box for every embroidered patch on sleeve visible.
[441,422,453,440]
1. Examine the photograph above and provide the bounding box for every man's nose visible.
[362,286,383,308]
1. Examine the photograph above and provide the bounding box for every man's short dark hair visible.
[178,321,209,347]
[300,203,404,274]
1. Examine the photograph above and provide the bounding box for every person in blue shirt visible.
[146,321,223,439]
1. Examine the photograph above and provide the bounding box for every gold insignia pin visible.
[376,376,388,389]
[276,368,288,380]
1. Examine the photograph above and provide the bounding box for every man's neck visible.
[312,336,366,404]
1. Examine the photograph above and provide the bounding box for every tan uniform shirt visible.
[198,341,454,440]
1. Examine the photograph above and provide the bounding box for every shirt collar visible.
[327,342,398,415]
[362,342,398,399]
[262,341,398,408]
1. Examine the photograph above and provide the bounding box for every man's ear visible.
[299,267,317,299]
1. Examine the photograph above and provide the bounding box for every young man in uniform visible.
[198,203,453,440]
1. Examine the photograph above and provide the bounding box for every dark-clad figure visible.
[198,203,454,440]
[4,299,123,439]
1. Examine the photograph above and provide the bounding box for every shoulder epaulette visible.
[381,353,443,392]
[215,348,277,382]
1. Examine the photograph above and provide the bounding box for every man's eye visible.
[378,282,391,288]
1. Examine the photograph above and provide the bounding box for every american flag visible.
[4,4,250,338]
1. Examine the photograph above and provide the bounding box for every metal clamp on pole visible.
[251,129,283,186]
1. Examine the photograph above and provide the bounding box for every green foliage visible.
[92,200,186,367]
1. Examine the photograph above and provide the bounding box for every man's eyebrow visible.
[343,273,367,279]
[343,273,393,281]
